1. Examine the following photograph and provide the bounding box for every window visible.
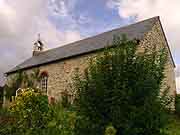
[40,71,48,94]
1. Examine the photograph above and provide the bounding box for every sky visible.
[0,0,180,92]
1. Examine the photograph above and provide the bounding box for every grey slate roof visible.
[6,16,166,74]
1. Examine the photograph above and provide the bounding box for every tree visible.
[73,36,171,135]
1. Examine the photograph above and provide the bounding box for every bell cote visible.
[33,34,44,56]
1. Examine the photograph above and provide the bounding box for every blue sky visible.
[0,0,180,91]
[48,0,135,37]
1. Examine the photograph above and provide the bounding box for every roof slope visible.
[7,16,160,74]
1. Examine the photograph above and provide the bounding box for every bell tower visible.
[33,34,44,56]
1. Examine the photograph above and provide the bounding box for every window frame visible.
[40,71,48,94]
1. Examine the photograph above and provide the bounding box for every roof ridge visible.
[38,16,159,56]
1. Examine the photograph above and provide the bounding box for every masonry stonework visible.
[141,21,176,97]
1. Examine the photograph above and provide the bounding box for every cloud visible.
[0,1,17,37]
[76,14,93,25]
[48,0,69,17]
[48,0,77,17]
[0,0,81,86]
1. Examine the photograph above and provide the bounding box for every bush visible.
[73,36,171,135]
[175,94,180,116]
[165,114,180,135]
[0,88,77,135]
[0,107,16,135]
[9,88,49,134]
[45,102,77,135]
[105,124,117,135]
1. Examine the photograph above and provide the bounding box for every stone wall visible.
[6,21,176,102]
[6,53,94,101]
[141,20,176,97]
[37,54,92,100]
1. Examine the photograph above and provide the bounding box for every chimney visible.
[33,34,44,56]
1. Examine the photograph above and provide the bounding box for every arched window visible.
[40,71,48,94]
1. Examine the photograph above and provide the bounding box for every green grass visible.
[166,114,180,135]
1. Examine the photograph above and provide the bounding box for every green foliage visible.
[4,71,25,99]
[175,94,180,116]
[5,69,41,99]
[45,102,77,135]
[0,89,77,135]
[73,36,171,135]
[105,124,117,135]
[0,107,15,135]
[61,91,71,108]
[165,114,180,135]
[8,88,49,134]
[0,86,3,106]
[0,107,10,117]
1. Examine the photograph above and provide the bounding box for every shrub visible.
[73,36,171,135]
[0,86,3,107]
[0,88,78,135]
[175,94,180,116]
[45,102,76,135]
[9,88,49,134]
[165,114,180,135]
[105,124,117,135]
[0,107,16,135]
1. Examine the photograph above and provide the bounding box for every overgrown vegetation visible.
[9,88,49,134]
[73,36,171,135]
[175,94,180,116]
[0,36,175,135]
[45,101,77,135]
[166,114,180,135]
[0,89,78,135]
[0,86,3,107]
[0,89,48,135]
[4,69,41,99]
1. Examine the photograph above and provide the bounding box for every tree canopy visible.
[73,36,171,135]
